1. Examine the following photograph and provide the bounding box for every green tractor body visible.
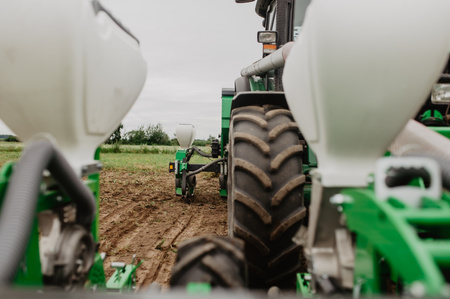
[1,0,450,297]
[215,0,450,295]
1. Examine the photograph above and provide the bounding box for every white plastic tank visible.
[176,124,196,149]
[283,0,450,187]
[0,0,147,176]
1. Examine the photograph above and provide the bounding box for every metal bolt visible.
[56,196,62,202]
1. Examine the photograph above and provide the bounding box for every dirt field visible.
[98,169,227,290]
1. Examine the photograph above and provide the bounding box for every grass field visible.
[0,142,212,172]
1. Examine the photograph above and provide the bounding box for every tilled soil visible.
[98,170,227,290]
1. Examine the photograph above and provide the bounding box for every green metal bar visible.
[307,147,318,167]
[87,253,107,289]
[88,147,101,242]
[13,217,43,287]
[296,273,313,297]
[174,150,187,196]
[106,261,142,292]
[186,282,211,295]
[0,162,13,207]
[401,212,450,226]
[219,189,227,197]
[423,241,450,266]
[341,188,450,295]
[430,126,450,139]
[249,76,266,91]
[221,94,233,158]
[0,162,43,286]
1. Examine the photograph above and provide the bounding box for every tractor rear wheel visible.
[228,105,306,289]
[170,236,247,288]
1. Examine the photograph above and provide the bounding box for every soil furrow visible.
[99,169,227,290]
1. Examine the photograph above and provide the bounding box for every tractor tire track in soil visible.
[99,170,227,290]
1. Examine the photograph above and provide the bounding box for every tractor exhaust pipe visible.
[0,139,96,286]
[240,42,294,77]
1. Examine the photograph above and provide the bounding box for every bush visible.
[112,141,122,153]
[4,136,19,142]
[148,147,160,154]
[140,144,150,154]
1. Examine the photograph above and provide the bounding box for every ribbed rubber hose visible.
[0,139,96,286]
[192,146,212,158]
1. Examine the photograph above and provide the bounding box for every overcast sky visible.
[0,1,264,140]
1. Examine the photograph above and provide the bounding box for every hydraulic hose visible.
[0,139,96,286]
[186,158,226,178]
[192,146,212,158]
[186,146,213,162]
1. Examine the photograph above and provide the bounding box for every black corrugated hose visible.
[186,158,226,178]
[0,139,96,286]
[192,146,213,158]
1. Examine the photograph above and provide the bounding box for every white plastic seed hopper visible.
[283,0,450,187]
[0,0,147,176]
[176,124,196,149]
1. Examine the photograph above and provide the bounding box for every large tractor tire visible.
[170,236,247,288]
[228,105,306,289]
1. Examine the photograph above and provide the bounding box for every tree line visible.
[107,123,215,146]
[1,123,215,146]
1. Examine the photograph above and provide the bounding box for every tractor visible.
[170,0,450,296]
[0,0,146,291]
[169,124,225,202]
[1,0,450,297]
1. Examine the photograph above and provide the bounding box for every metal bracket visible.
[375,157,441,207]
[81,162,103,177]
